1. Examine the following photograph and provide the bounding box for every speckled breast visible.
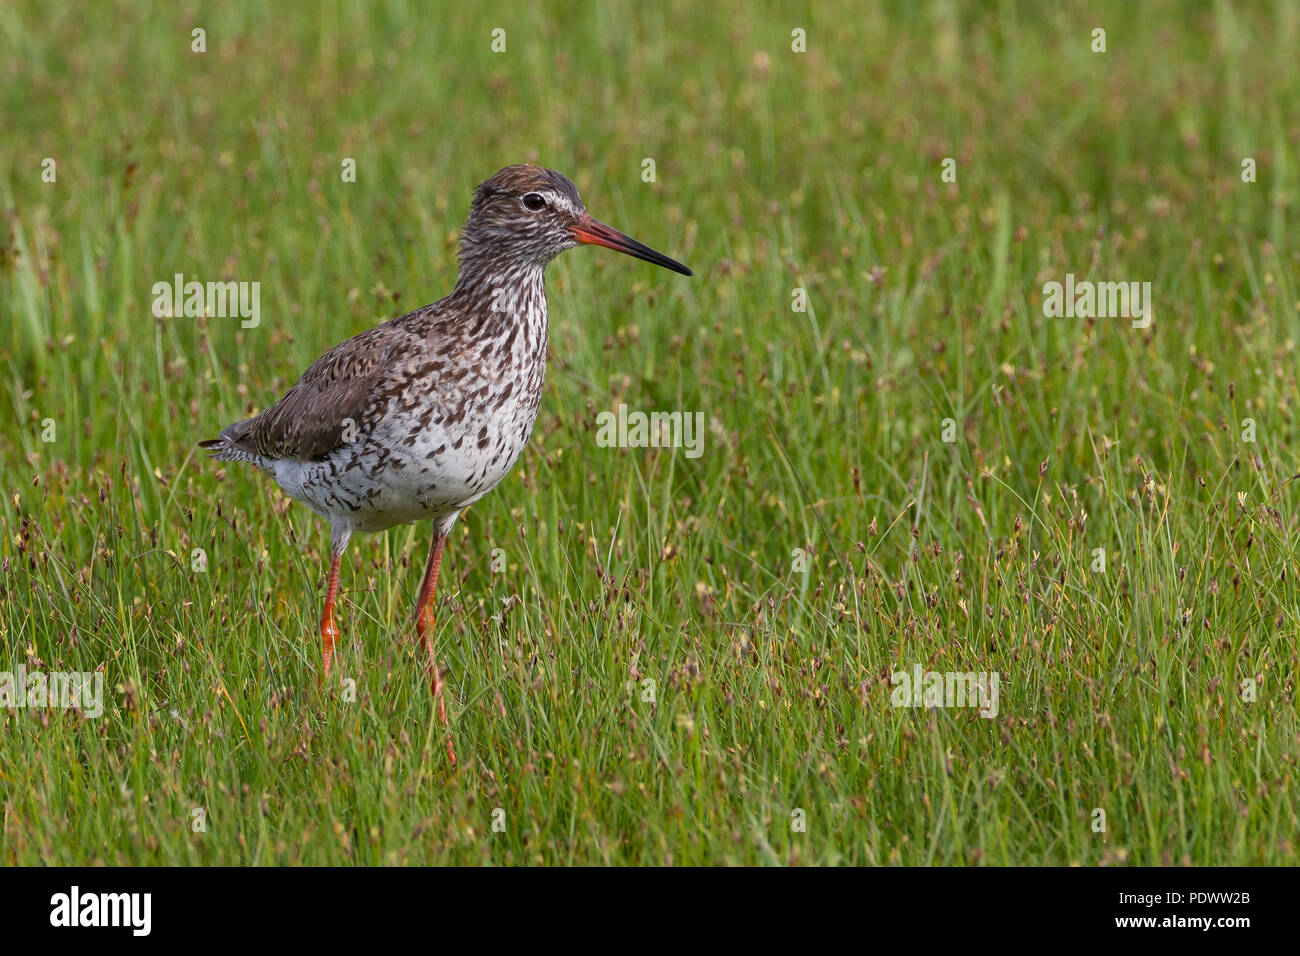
[278,320,548,531]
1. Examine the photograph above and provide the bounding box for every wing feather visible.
[221,324,402,462]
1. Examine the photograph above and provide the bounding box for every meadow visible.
[1,0,1297,865]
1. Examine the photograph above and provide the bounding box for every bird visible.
[200,164,692,766]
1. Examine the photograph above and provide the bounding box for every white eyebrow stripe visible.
[520,190,581,217]
[549,193,580,215]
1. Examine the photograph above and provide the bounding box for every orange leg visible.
[320,551,343,682]
[415,533,456,767]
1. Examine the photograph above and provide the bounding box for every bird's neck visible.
[452,258,547,314]
[446,259,549,350]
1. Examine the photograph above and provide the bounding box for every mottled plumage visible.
[200,164,691,766]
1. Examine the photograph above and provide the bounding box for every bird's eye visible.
[521,193,547,212]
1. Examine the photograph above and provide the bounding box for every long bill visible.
[572,214,693,276]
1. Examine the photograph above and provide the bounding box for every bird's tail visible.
[198,423,262,465]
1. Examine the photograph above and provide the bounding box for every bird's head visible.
[459,164,692,277]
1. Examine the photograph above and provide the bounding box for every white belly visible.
[270,398,538,532]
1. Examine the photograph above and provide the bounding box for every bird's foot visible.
[429,660,456,768]
[319,616,340,688]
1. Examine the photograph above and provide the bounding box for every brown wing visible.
[219,324,404,462]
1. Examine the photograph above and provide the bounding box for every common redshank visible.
[201,165,691,765]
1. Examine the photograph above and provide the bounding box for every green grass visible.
[2,0,1298,865]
